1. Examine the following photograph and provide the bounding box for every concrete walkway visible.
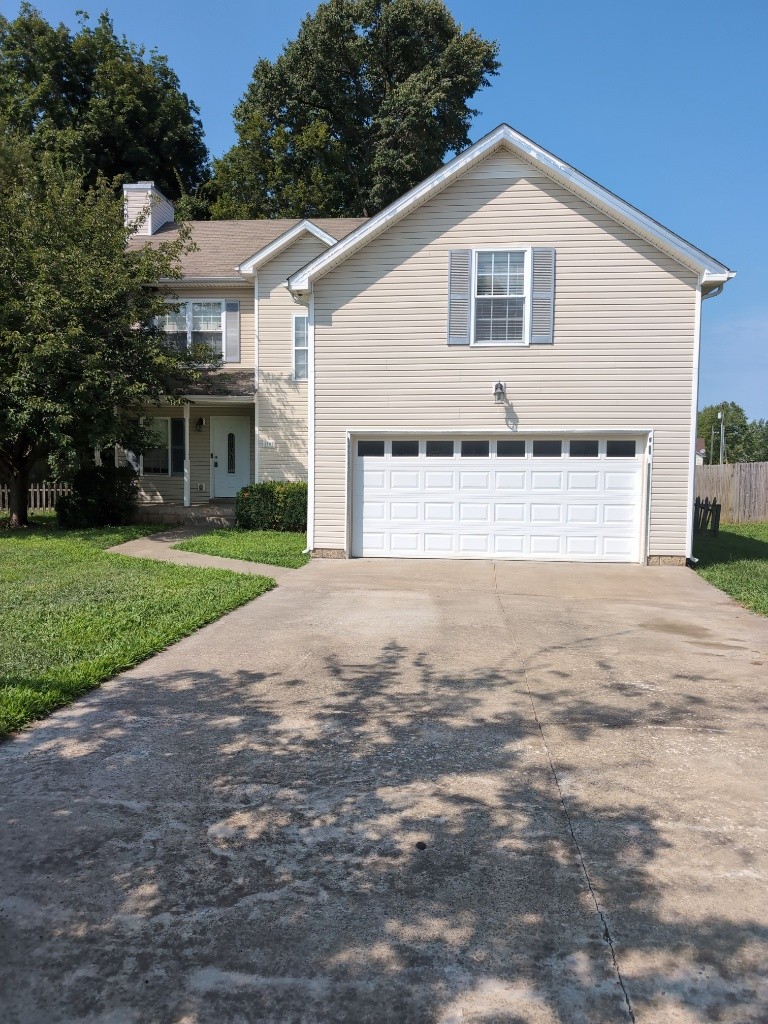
[2,559,767,1023]
[108,525,296,581]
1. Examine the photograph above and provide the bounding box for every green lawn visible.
[694,522,768,617]
[0,517,275,736]
[173,528,310,569]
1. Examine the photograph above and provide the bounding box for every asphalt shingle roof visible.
[128,218,368,281]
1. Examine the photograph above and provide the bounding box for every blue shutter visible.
[224,301,240,362]
[448,250,472,345]
[530,248,556,345]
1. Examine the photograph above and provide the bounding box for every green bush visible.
[236,481,307,532]
[56,464,138,528]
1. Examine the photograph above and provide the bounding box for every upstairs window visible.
[157,299,240,362]
[293,315,309,380]
[474,251,528,345]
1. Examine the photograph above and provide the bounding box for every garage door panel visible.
[363,501,386,521]
[531,471,562,490]
[390,533,420,553]
[567,471,600,490]
[494,535,526,555]
[424,533,454,553]
[391,470,420,489]
[460,471,490,489]
[496,471,526,490]
[425,502,454,522]
[352,441,643,562]
[495,503,525,522]
[391,502,419,521]
[459,502,491,522]
[424,470,454,489]
[459,534,491,554]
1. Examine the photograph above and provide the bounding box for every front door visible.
[211,416,251,498]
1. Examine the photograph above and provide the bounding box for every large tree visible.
[211,0,500,219]
[0,4,209,201]
[0,135,206,529]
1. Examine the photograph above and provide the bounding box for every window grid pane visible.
[294,349,308,380]
[460,439,490,457]
[497,440,525,457]
[358,440,384,457]
[569,439,599,458]
[426,440,454,457]
[532,439,562,458]
[143,419,169,475]
[191,301,223,356]
[606,440,637,458]
[159,307,188,352]
[392,440,419,457]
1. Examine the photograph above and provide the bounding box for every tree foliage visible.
[697,402,768,464]
[0,4,209,200]
[0,134,207,528]
[211,0,500,219]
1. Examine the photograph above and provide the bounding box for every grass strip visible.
[173,528,310,569]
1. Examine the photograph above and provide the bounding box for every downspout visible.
[686,280,726,566]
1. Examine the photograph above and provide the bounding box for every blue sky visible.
[13,0,768,418]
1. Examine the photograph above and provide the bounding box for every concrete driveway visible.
[2,559,767,1023]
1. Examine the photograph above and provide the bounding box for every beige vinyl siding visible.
[257,234,325,480]
[164,285,255,368]
[312,147,698,556]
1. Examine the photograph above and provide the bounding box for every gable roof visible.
[288,124,734,293]
[128,217,367,282]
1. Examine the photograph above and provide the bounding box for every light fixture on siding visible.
[493,381,506,404]
[195,417,206,432]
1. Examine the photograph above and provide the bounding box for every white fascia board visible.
[289,124,733,292]
[238,220,337,275]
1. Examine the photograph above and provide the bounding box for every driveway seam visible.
[492,562,637,1024]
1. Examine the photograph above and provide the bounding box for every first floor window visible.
[293,315,308,380]
[142,418,185,476]
[474,250,528,344]
[158,300,224,358]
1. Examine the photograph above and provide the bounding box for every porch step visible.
[132,503,236,528]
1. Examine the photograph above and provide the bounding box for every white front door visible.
[211,416,251,498]
[351,436,645,562]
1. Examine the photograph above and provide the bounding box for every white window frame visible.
[141,417,185,477]
[470,248,532,347]
[159,298,229,360]
[293,312,309,381]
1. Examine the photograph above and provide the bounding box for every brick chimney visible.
[123,181,175,236]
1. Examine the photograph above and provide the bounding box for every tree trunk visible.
[8,471,29,529]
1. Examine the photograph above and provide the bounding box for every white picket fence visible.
[0,481,72,512]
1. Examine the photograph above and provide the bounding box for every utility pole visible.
[710,425,715,464]
[718,408,726,465]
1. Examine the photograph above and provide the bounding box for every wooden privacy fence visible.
[0,481,72,512]
[696,462,768,523]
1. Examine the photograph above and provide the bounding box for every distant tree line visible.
[697,403,768,465]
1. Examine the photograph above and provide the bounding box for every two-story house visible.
[126,124,733,564]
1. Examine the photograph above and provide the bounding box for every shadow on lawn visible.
[1,642,766,1023]
[694,525,768,569]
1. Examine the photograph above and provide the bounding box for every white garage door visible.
[351,437,645,561]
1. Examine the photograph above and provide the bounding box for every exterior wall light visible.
[493,381,506,404]
[195,417,206,432]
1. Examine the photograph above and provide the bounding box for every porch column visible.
[253,397,259,484]
[183,402,191,507]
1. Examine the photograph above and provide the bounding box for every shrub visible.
[56,465,138,528]
[236,481,307,532]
